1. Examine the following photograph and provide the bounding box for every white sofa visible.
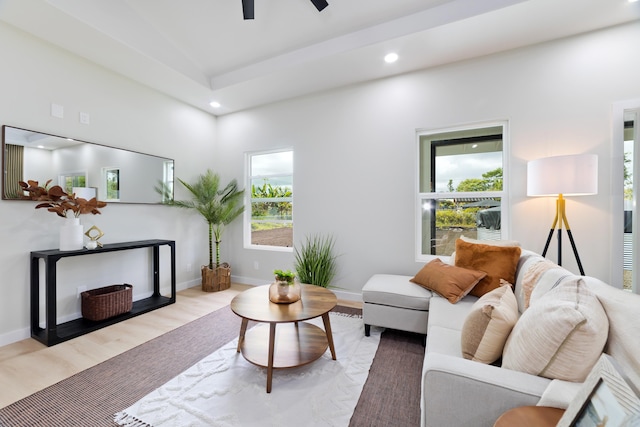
[365,249,640,427]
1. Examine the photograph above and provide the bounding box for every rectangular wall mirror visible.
[2,125,174,204]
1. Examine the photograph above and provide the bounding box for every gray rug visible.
[0,306,424,427]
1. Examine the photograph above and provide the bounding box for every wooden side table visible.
[494,406,565,427]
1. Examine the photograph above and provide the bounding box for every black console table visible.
[30,239,176,346]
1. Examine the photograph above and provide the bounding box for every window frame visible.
[415,121,511,262]
[611,99,640,291]
[244,148,294,252]
[623,113,639,293]
[162,160,174,203]
[102,167,120,202]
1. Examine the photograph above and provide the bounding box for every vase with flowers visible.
[269,269,301,304]
[20,179,107,251]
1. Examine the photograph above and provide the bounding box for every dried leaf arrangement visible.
[19,179,107,218]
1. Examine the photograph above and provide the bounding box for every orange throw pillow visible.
[410,258,487,304]
[454,239,521,297]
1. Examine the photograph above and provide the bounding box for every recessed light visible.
[629,0,638,3]
[209,101,221,108]
[384,53,398,64]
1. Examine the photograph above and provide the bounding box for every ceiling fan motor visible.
[242,0,328,20]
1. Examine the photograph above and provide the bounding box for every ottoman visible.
[362,274,432,336]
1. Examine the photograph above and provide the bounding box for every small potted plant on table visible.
[270,269,300,304]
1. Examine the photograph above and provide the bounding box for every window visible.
[623,114,637,292]
[162,160,174,203]
[103,167,120,201]
[246,149,293,249]
[59,171,86,194]
[416,123,508,260]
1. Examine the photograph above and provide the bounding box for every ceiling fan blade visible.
[242,0,254,20]
[309,0,328,12]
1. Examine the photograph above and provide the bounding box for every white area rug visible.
[114,313,381,427]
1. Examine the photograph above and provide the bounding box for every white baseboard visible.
[330,288,362,302]
[178,278,201,291]
[0,328,31,348]
[231,275,267,286]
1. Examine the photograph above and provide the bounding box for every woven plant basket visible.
[201,263,231,292]
[81,284,133,321]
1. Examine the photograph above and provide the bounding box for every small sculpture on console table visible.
[84,225,105,249]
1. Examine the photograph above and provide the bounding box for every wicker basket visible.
[81,284,133,321]
[201,263,231,292]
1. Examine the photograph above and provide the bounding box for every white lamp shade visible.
[527,154,598,196]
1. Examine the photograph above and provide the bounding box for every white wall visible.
[23,146,53,185]
[216,22,640,294]
[0,22,217,345]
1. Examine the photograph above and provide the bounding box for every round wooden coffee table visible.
[230,284,337,393]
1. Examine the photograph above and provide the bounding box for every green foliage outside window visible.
[106,169,119,200]
[456,168,503,192]
[63,175,86,195]
[435,209,477,228]
[435,167,502,229]
[251,181,292,219]
[624,152,633,201]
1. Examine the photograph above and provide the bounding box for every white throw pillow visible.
[527,271,574,307]
[502,278,608,382]
[461,282,519,364]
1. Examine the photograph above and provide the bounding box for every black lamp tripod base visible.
[541,228,585,276]
[541,195,585,276]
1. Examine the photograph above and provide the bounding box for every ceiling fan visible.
[242,0,328,20]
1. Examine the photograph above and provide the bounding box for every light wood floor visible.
[0,283,361,409]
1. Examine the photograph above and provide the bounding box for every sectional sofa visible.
[362,239,640,427]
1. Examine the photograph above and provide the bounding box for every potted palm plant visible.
[157,170,244,292]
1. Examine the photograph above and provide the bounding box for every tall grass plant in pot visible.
[294,234,337,288]
[157,170,244,292]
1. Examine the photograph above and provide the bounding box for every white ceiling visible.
[0,0,638,115]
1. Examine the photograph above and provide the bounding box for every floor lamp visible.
[527,154,598,276]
